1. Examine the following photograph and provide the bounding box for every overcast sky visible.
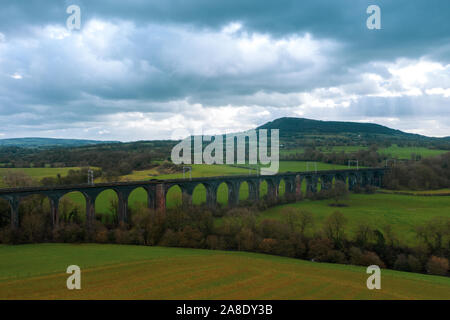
[1,0,450,141]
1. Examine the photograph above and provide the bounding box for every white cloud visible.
[10,73,22,79]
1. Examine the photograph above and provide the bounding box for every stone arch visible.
[225,180,240,207]
[192,183,207,205]
[259,179,268,199]
[127,187,148,210]
[166,184,182,209]
[304,175,318,194]
[95,188,120,224]
[278,178,286,196]
[239,181,250,201]
[217,182,229,207]
[348,173,358,190]
[373,170,383,187]
[59,191,86,223]
[259,178,277,201]
[320,174,333,191]
[18,193,53,227]
[247,180,260,201]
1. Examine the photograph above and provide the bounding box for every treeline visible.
[0,193,448,277]
[383,152,450,190]
[282,145,386,167]
[0,141,176,176]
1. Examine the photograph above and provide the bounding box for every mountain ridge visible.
[0,137,120,148]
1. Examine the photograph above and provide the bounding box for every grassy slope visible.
[0,244,449,299]
[281,145,447,159]
[254,193,450,246]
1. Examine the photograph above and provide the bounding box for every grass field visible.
[379,188,450,196]
[281,145,448,160]
[379,145,447,159]
[118,161,355,182]
[252,193,450,246]
[0,244,449,299]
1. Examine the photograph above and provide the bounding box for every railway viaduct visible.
[0,168,386,228]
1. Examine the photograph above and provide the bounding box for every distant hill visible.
[258,117,412,136]
[0,137,120,148]
[255,117,449,149]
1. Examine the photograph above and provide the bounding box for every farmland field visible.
[280,145,448,160]
[0,244,449,299]
[379,145,447,159]
[252,193,450,246]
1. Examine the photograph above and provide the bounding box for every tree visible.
[416,217,450,254]
[323,211,347,247]
[298,210,314,237]
[354,222,373,248]
[3,170,34,187]
[330,180,349,206]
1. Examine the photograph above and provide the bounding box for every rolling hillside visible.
[0,244,449,299]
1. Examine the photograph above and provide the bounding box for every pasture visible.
[0,244,449,299]
[254,193,450,246]
[280,145,447,160]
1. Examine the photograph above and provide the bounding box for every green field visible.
[0,244,449,299]
[281,145,448,160]
[379,189,450,196]
[119,161,354,181]
[379,145,447,159]
[253,193,450,246]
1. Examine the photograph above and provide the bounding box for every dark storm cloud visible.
[2,1,450,60]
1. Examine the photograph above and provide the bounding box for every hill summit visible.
[257,117,409,136]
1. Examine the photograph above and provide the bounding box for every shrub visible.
[206,235,220,250]
[393,254,409,271]
[259,238,278,254]
[114,227,132,244]
[349,247,385,267]
[0,227,22,244]
[53,223,85,243]
[426,256,449,276]
[407,255,423,273]
[159,229,180,247]
[308,238,334,262]
[236,227,256,251]
[178,226,204,248]
[21,211,47,243]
